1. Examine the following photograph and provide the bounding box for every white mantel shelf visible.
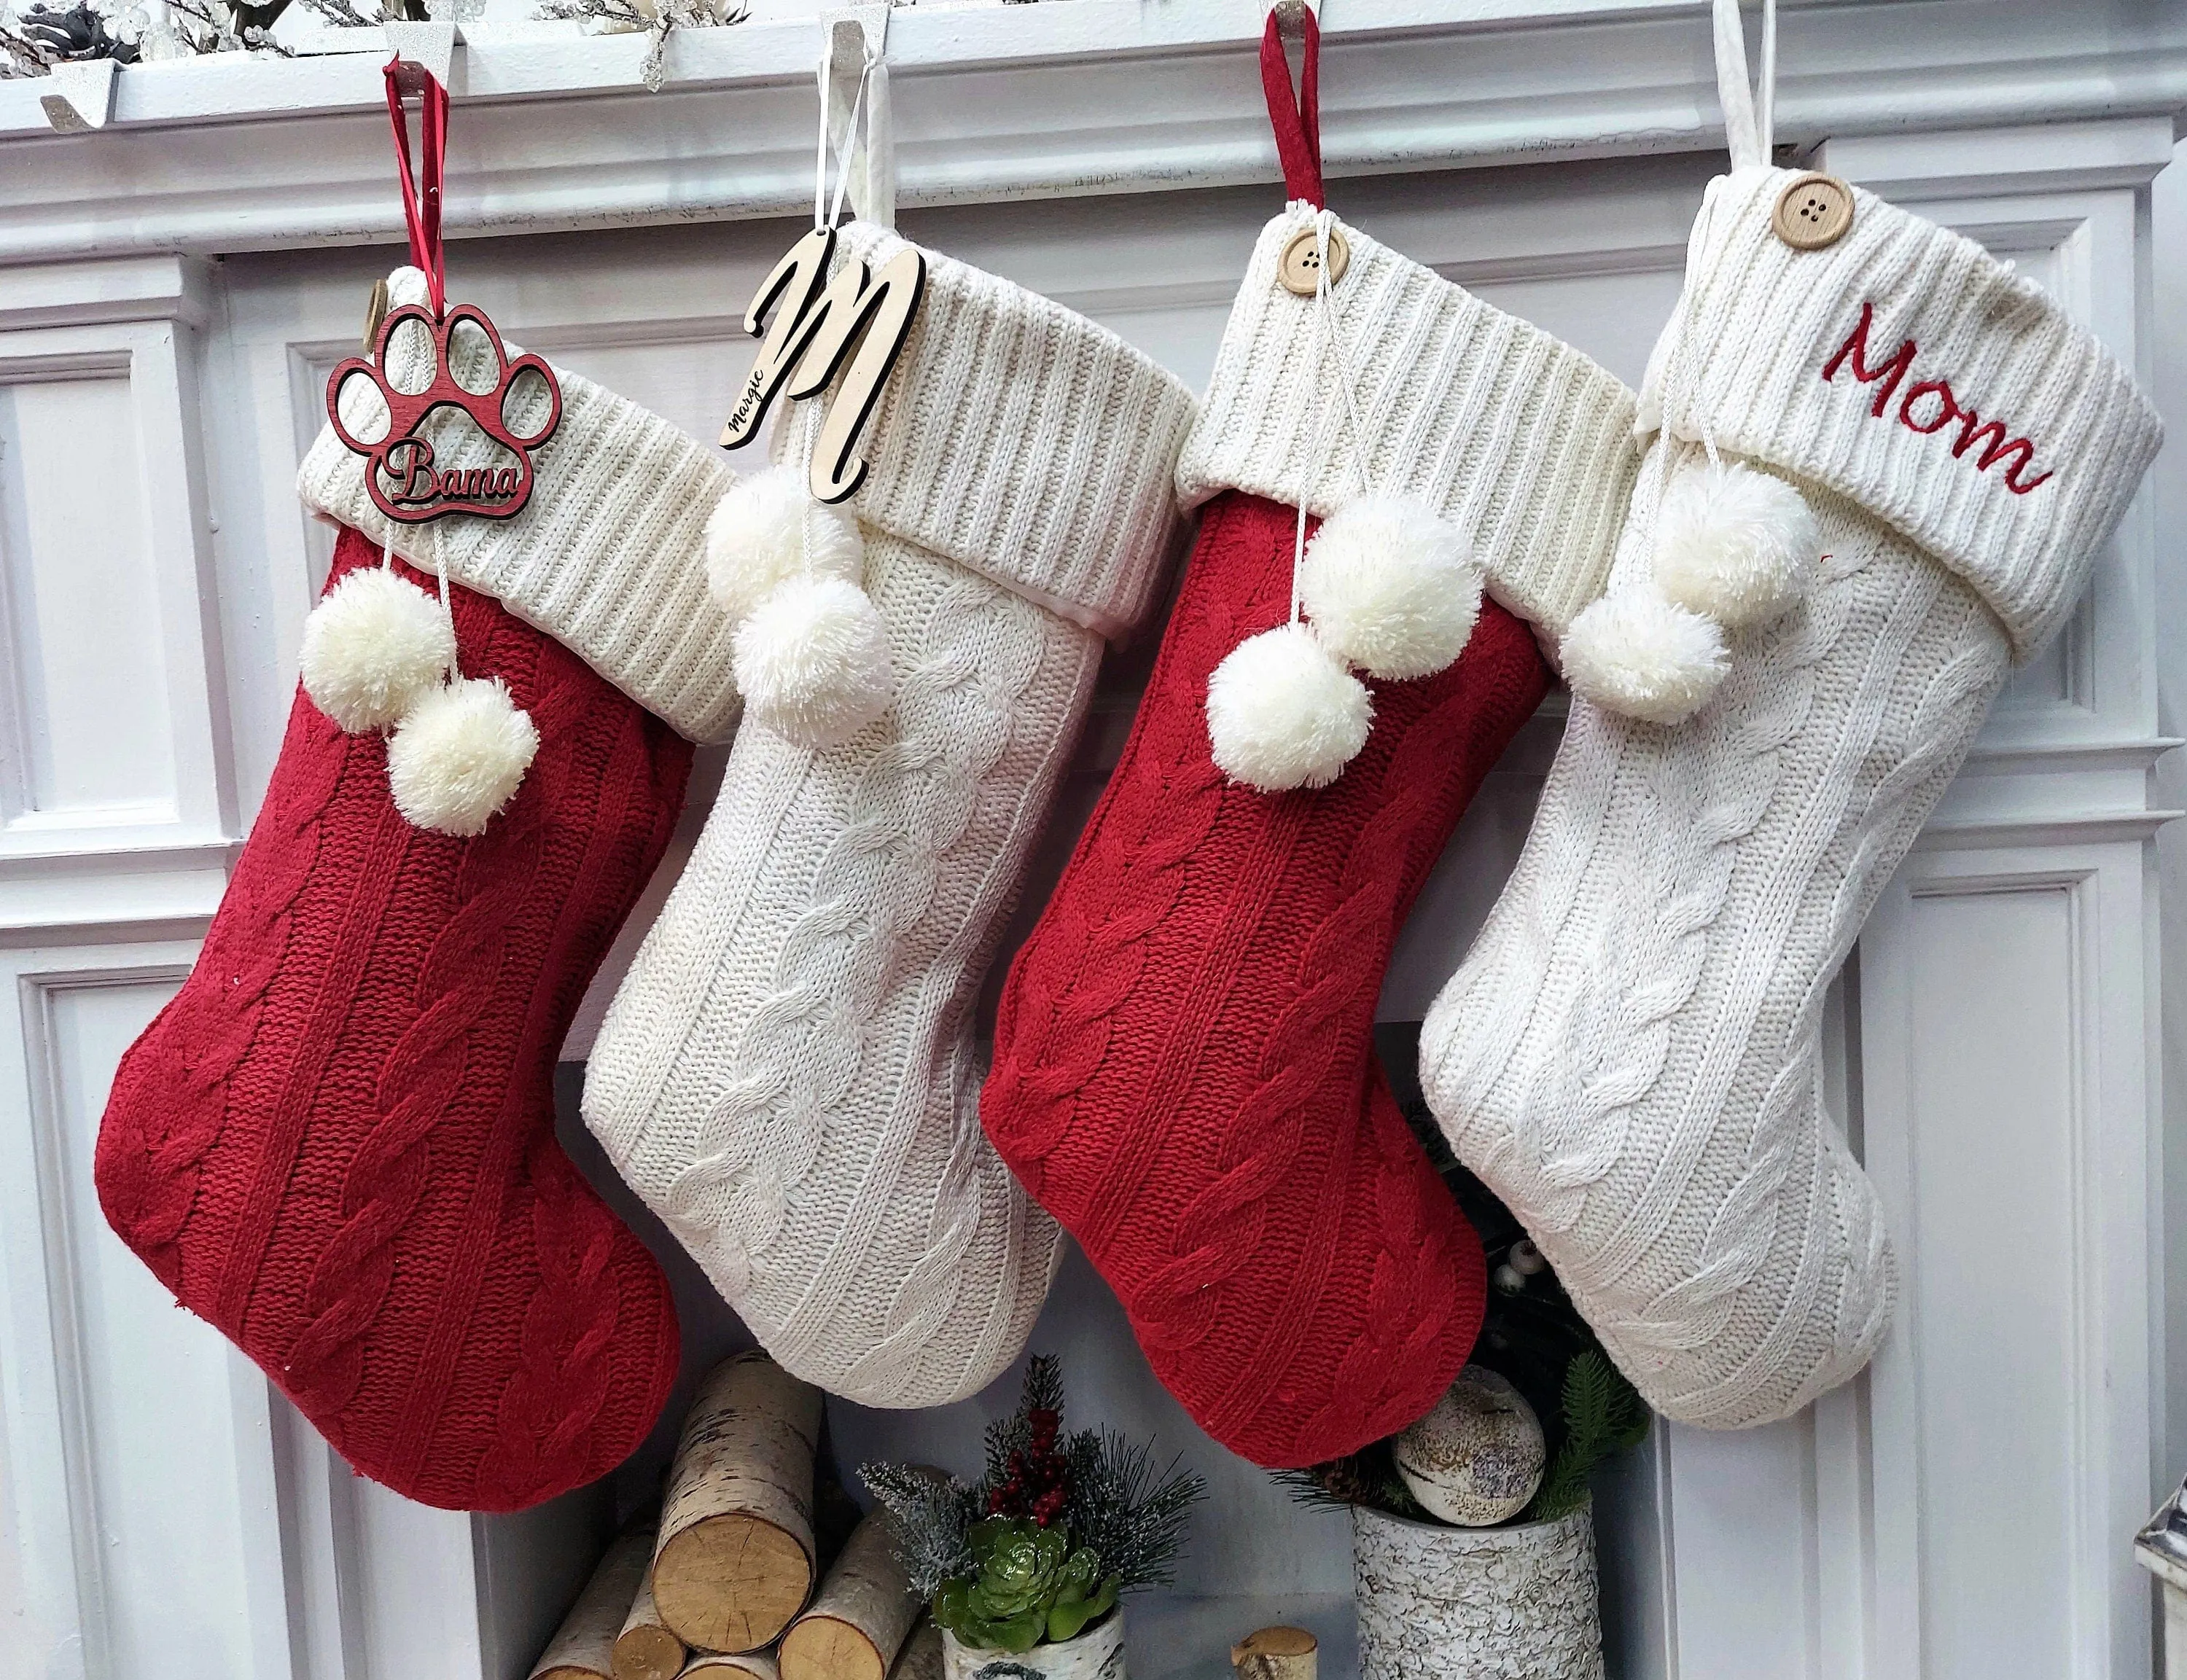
[0,0,2184,262]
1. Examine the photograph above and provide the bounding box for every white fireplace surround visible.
[4,3,2187,1677]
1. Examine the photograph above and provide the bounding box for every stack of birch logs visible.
[529,1351,941,1680]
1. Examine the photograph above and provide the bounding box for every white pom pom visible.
[704,466,865,623]
[386,676,539,837]
[1206,622,1373,792]
[1653,461,1819,629]
[1298,493,1484,680]
[732,574,894,749]
[1562,590,1729,725]
[300,566,455,732]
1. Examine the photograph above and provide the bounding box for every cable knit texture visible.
[987,492,1542,1466]
[1422,171,2161,1428]
[298,267,742,743]
[96,528,688,1509]
[582,226,1196,1407]
[833,222,1195,641]
[1177,206,1641,638]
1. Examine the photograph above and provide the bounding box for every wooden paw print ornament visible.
[324,57,562,526]
[329,301,561,524]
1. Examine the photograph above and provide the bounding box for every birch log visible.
[779,1506,924,1680]
[614,1563,687,1680]
[889,1622,943,1680]
[653,1351,824,1654]
[679,1653,780,1680]
[531,1529,656,1680]
[1231,1627,1318,1680]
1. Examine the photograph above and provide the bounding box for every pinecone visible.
[17,3,139,61]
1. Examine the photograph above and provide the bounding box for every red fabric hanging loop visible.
[1259,6,1323,208]
[383,58,451,319]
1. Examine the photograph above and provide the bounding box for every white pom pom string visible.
[1561,588,1728,727]
[705,464,863,622]
[1207,622,1372,793]
[1299,494,1482,680]
[386,674,540,836]
[366,525,540,836]
[299,547,455,732]
[1653,458,1819,629]
[1205,208,1475,794]
[732,571,894,749]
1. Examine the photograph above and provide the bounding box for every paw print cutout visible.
[326,302,563,524]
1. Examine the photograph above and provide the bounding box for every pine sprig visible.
[1523,1351,1648,1523]
[860,1463,981,1601]
[1063,1432,1203,1592]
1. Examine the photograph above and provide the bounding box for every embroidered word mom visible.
[1821,301,2053,496]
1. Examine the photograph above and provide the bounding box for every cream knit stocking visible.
[1420,9,2159,1426]
[584,223,1196,1407]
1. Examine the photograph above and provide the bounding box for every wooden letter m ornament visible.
[720,224,926,503]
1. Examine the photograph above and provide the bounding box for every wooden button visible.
[1772,172,1854,251]
[1278,224,1349,295]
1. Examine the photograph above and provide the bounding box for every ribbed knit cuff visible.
[773,222,1198,643]
[1176,204,1642,638]
[1656,167,2162,662]
[297,270,741,744]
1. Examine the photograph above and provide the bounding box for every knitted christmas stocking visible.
[982,14,1641,1469]
[95,277,740,1510]
[1420,0,2161,1429]
[582,223,1196,1408]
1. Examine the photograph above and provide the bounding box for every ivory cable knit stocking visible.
[583,223,1196,1407]
[983,201,1640,1468]
[97,281,740,1510]
[1419,140,2161,1421]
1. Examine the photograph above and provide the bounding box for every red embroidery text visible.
[1821,301,2053,495]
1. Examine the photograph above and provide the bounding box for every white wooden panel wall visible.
[0,14,2180,1680]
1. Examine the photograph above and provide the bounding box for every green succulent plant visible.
[930,1517,1119,1653]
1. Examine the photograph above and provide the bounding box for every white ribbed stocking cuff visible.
[771,222,1198,644]
[1656,167,2162,662]
[297,269,741,743]
[1176,204,1642,638]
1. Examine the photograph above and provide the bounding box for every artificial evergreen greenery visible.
[863,1355,1204,1653]
[1528,1351,1650,1523]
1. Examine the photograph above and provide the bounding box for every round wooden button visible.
[1772,172,1855,250]
[1278,224,1349,295]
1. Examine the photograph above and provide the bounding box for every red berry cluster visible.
[987,1408,1069,1526]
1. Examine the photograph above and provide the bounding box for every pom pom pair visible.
[705,466,892,749]
[1206,495,1482,794]
[299,565,537,837]
[1563,459,1819,727]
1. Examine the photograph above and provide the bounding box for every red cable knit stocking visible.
[985,491,1548,1467]
[96,527,689,1512]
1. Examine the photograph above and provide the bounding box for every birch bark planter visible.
[1351,1503,1604,1680]
[938,1612,1125,1680]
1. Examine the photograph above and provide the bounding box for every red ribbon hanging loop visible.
[383,57,450,319]
[1259,6,1323,208]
